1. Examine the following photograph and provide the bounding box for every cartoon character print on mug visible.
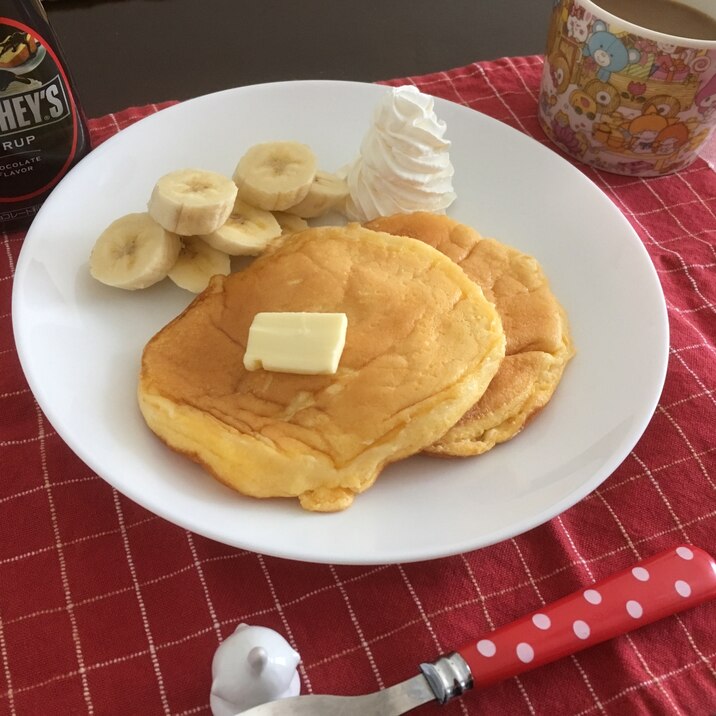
[539,0,716,175]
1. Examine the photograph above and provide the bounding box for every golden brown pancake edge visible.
[365,212,575,458]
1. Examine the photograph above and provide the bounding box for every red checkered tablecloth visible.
[2,56,715,716]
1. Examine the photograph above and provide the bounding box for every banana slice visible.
[233,141,317,211]
[285,170,348,218]
[201,199,282,256]
[168,237,231,294]
[148,168,238,236]
[89,212,181,290]
[273,211,308,236]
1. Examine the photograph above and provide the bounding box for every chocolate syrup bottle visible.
[0,0,88,229]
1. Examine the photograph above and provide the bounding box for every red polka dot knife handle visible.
[455,545,716,691]
[242,546,716,714]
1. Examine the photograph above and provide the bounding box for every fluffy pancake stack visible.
[138,217,574,511]
[139,224,506,511]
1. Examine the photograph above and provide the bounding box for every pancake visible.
[365,212,574,457]
[138,224,505,511]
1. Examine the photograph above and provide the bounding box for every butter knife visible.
[241,544,716,715]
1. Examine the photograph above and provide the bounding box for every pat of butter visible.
[244,312,348,375]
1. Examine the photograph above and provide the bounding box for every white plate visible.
[12,80,668,565]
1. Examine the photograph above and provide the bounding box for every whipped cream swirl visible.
[344,85,456,222]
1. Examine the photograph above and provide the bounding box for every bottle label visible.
[0,18,81,204]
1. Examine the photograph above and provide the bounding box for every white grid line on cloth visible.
[631,197,716,217]
[199,549,253,564]
[0,647,150,702]
[410,64,481,88]
[459,553,537,715]
[6,586,135,627]
[630,452,689,542]
[662,303,716,329]
[155,626,215,652]
[328,563,384,689]
[0,235,22,251]
[600,177,716,320]
[675,171,716,226]
[673,613,716,680]
[672,341,715,354]
[572,650,716,716]
[471,65,531,135]
[592,176,716,358]
[658,261,716,274]
[0,611,15,715]
[505,55,541,102]
[0,432,57,448]
[2,558,390,629]
[208,558,389,610]
[413,81,535,104]
[646,227,716,249]
[184,531,222,643]
[306,641,381,670]
[403,56,544,92]
[584,447,716,501]
[652,247,716,268]
[458,554,495,629]
[1,227,15,276]
[583,501,684,713]
[544,515,606,713]
[395,565,470,716]
[640,179,716,263]
[590,494,640,560]
[35,404,94,713]
[0,513,159,566]
[0,536,252,628]
[623,630,683,716]
[556,515,596,579]
[628,452,716,683]
[87,103,167,140]
[0,474,100,506]
[258,554,314,694]
[173,705,205,716]
[559,515,681,714]
[397,565,442,652]
[511,538,606,715]
[111,488,171,714]
[657,405,716,491]
[621,508,716,546]
[0,388,29,399]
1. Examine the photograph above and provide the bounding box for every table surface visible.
[45,0,553,117]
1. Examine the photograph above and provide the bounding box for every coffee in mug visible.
[595,0,716,41]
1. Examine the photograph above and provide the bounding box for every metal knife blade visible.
[239,673,436,716]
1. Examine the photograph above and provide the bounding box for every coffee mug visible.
[538,0,716,176]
